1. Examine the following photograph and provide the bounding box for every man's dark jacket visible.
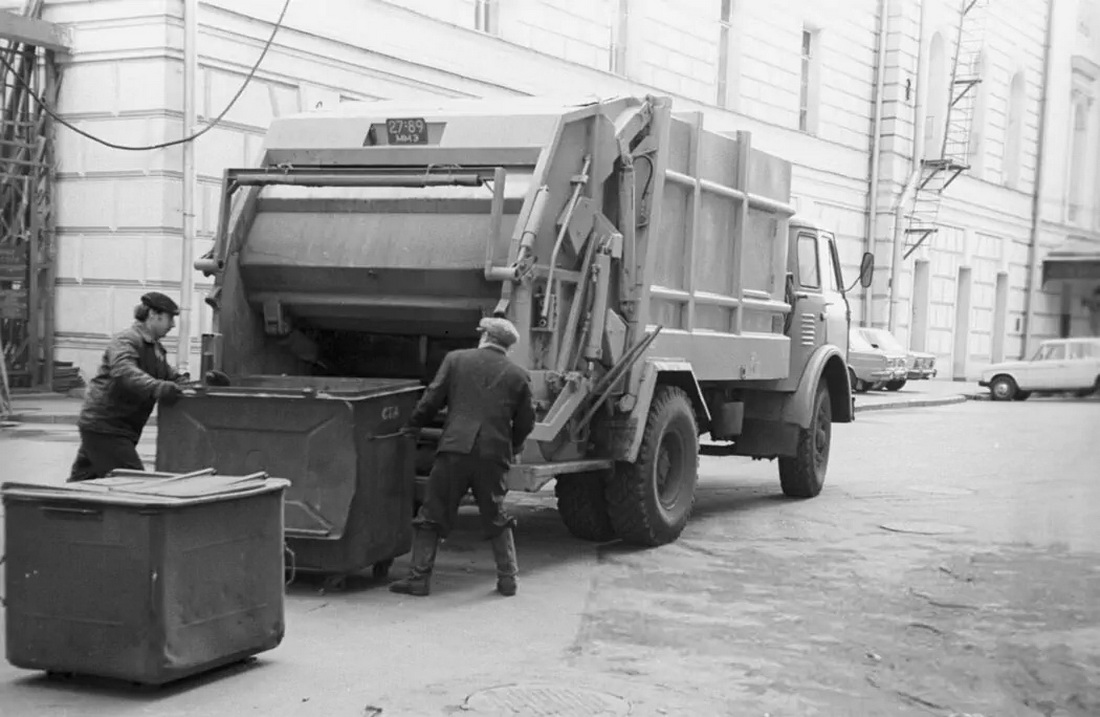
[78,322,179,440]
[407,345,536,467]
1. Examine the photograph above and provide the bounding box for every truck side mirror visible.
[859,252,875,288]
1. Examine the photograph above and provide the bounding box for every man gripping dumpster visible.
[68,292,187,482]
[390,316,536,597]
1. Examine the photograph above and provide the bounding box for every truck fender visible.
[788,345,854,427]
[615,359,710,462]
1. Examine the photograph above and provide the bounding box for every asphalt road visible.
[0,397,1098,716]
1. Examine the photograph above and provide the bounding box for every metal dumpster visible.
[2,469,289,685]
[155,375,423,584]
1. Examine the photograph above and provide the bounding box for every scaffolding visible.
[0,1,65,400]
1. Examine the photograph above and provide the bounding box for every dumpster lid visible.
[187,375,422,400]
[1,469,290,507]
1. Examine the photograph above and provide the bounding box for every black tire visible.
[848,368,857,395]
[779,383,831,498]
[989,375,1017,401]
[555,472,617,542]
[606,386,698,547]
[885,379,906,391]
[1074,378,1099,398]
[1013,391,1032,401]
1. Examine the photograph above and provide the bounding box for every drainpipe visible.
[179,0,198,373]
[886,0,929,332]
[864,0,890,326]
[1022,0,1056,358]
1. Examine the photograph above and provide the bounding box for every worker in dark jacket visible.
[68,292,186,482]
[390,317,536,597]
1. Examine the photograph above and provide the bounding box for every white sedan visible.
[978,337,1100,401]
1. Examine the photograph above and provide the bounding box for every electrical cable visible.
[0,0,292,151]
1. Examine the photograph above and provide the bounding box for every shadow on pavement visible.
[5,655,271,702]
[283,496,594,599]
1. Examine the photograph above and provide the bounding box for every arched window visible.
[1067,96,1092,223]
[967,50,988,174]
[1004,71,1026,188]
[923,33,949,160]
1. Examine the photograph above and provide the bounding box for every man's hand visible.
[156,380,183,406]
[174,372,192,386]
[204,370,231,387]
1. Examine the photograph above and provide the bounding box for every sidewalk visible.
[2,378,982,426]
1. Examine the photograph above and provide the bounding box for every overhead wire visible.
[0,0,292,151]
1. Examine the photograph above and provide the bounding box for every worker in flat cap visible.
[68,292,190,482]
[391,316,536,598]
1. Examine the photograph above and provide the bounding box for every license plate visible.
[385,117,429,145]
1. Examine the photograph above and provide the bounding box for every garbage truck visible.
[157,94,872,560]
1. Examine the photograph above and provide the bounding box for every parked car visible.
[979,337,1100,401]
[848,328,907,393]
[859,327,937,390]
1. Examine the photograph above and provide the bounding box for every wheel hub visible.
[655,432,683,508]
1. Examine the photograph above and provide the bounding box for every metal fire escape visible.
[904,0,987,259]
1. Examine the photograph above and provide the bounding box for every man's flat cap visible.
[141,291,180,316]
[477,317,520,348]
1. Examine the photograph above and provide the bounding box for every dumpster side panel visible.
[3,498,155,679]
[157,491,286,682]
[157,397,359,539]
[284,396,418,574]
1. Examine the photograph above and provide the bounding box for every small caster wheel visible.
[372,560,393,580]
[320,575,347,593]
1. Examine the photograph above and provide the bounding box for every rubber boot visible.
[489,527,518,596]
[389,527,439,596]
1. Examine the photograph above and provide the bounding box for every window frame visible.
[798,27,820,134]
[797,233,821,290]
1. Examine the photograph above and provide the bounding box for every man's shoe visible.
[389,577,431,596]
[496,575,517,597]
[389,527,439,597]
[490,527,519,597]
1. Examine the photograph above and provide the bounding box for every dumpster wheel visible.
[372,559,394,580]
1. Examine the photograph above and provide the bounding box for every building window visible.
[799,27,820,133]
[610,0,630,74]
[717,0,733,106]
[1067,96,1091,223]
[1003,71,1026,188]
[923,32,948,159]
[967,50,987,174]
[475,0,498,35]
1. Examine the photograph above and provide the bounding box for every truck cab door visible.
[788,231,827,366]
[818,232,849,353]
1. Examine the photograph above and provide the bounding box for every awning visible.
[1042,238,1100,289]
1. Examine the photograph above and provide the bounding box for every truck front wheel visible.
[555,472,617,542]
[606,386,698,547]
[779,383,831,498]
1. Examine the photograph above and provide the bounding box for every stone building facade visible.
[5,0,1099,379]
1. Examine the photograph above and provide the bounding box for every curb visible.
[3,414,158,427]
[854,394,972,413]
[7,394,981,426]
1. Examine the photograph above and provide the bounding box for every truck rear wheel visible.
[779,383,831,498]
[606,386,698,547]
[555,472,616,542]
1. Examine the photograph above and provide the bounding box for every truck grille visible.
[800,314,816,345]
